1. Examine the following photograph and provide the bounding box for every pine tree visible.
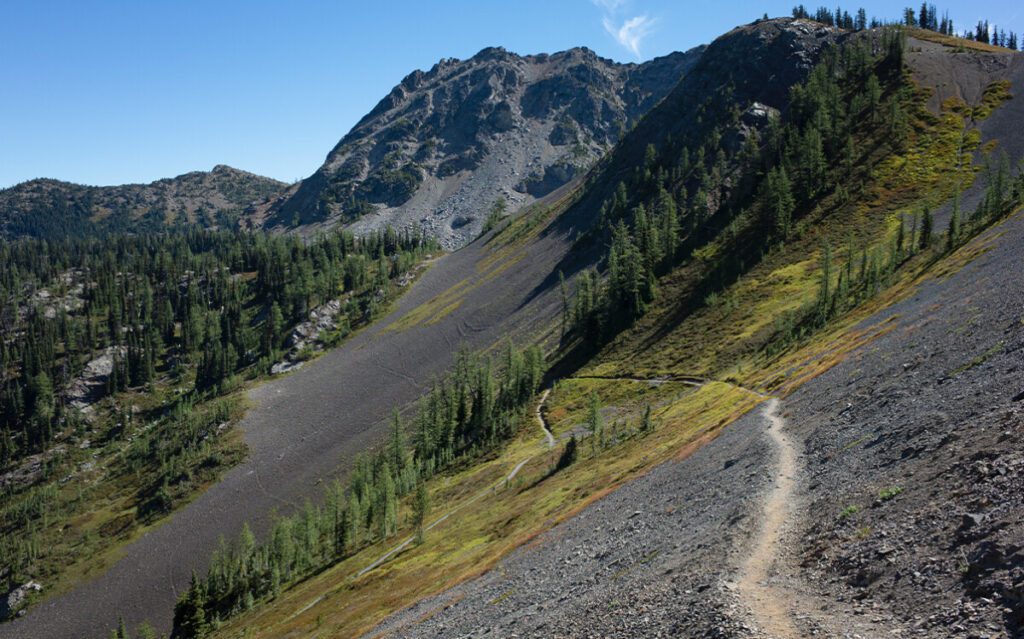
[947,187,961,251]
[919,206,933,250]
[588,392,603,454]
[558,270,569,339]
[817,243,833,322]
[413,480,430,544]
[173,571,209,639]
[762,166,795,240]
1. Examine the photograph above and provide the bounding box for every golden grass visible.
[211,380,760,638]
[909,28,1017,54]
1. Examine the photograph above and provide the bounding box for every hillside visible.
[0,13,1022,639]
[0,165,285,240]
[251,46,703,247]
[195,19,1021,639]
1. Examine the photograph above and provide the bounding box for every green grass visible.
[839,505,860,520]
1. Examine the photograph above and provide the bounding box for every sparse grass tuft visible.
[877,486,904,502]
[839,505,860,520]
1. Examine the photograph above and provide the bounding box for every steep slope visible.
[0,190,573,638]
[253,46,702,247]
[6,17,1019,639]
[0,165,285,240]
[356,28,1024,639]
[174,18,1024,639]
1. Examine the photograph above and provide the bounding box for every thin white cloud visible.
[602,14,656,58]
[591,0,657,59]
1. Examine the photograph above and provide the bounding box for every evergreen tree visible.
[919,205,933,250]
[412,480,430,544]
[947,186,961,251]
[587,392,603,453]
[173,571,209,639]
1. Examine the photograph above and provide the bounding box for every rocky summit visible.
[251,45,703,247]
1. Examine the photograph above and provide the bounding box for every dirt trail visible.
[536,388,554,448]
[356,389,557,581]
[736,397,801,639]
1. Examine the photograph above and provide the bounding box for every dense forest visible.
[0,226,435,600]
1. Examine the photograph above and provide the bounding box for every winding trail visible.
[736,397,801,639]
[355,389,557,581]
[357,377,700,580]
[536,388,554,449]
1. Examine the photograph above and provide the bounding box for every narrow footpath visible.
[736,397,802,638]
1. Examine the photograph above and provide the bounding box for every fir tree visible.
[919,205,933,250]
[413,480,430,544]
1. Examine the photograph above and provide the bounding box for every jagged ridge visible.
[254,45,703,247]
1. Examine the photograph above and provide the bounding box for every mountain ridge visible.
[0,165,285,240]
[251,44,704,246]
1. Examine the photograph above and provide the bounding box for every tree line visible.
[0,226,435,469]
[790,4,1020,50]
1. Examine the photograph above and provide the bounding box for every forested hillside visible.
[0,166,285,241]
[160,13,1022,639]
[0,226,435,615]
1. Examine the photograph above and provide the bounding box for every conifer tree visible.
[588,392,603,454]
[413,480,430,544]
[947,187,961,251]
[919,205,933,250]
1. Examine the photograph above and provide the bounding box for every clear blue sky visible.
[1,0,1019,188]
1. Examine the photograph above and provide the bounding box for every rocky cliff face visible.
[0,165,285,240]
[254,46,703,247]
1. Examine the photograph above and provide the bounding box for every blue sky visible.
[1,1,1020,188]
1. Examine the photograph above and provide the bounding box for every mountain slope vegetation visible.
[142,16,1020,639]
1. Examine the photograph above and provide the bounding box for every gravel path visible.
[736,398,801,639]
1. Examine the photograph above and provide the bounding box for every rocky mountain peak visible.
[254,44,704,247]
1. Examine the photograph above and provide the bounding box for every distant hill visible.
[0,165,285,240]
